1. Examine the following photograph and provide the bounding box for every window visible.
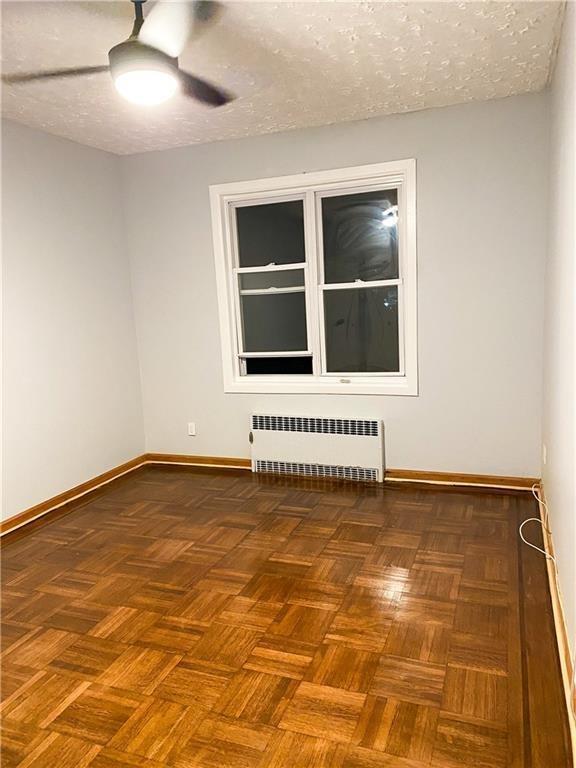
[210,160,417,395]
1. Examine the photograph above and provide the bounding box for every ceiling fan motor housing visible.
[108,40,178,80]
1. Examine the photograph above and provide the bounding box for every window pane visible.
[324,286,399,372]
[322,189,398,283]
[241,292,307,352]
[236,201,305,268]
[245,356,313,375]
[239,269,304,291]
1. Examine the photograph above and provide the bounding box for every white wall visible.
[542,3,576,652]
[121,93,548,477]
[2,121,144,520]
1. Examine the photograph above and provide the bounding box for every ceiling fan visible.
[1,0,234,107]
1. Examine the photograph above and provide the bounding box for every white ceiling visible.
[1,1,564,155]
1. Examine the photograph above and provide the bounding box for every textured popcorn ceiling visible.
[1,1,564,155]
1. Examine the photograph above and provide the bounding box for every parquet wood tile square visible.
[218,597,282,632]
[403,567,461,600]
[154,657,233,708]
[171,589,231,626]
[453,602,508,640]
[352,695,439,761]
[133,616,203,654]
[173,714,275,768]
[48,683,144,745]
[122,582,187,614]
[1,467,571,768]
[187,623,262,670]
[333,523,381,544]
[16,732,101,768]
[278,681,366,743]
[108,698,204,761]
[89,606,160,643]
[259,730,346,768]
[42,602,111,635]
[213,669,297,725]
[369,656,446,707]
[0,666,41,703]
[4,592,69,626]
[36,571,99,599]
[325,601,394,652]
[3,628,79,670]
[447,631,507,674]
[48,635,128,680]
[286,579,346,611]
[0,720,45,768]
[97,647,181,695]
[430,714,508,768]
[382,622,450,664]
[1,623,35,654]
[267,604,335,644]
[442,665,508,725]
[395,595,456,627]
[193,568,254,595]
[306,556,361,585]
[242,635,316,680]
[241,574,293,603]
[305,644,379,693]
[85,576,144,607]
[342,744,430,768]
[2,671,90,728]
[366,543,418,570]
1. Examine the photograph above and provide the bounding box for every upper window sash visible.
[315,182,403,286]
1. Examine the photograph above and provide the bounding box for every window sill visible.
[224,375,418,396]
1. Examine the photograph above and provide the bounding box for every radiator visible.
[250,414,384,482]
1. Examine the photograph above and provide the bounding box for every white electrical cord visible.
[518,484,556,562]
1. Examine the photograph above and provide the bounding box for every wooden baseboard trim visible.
[537,483,576,758]
[385,468,539,490]
[144,458,537,490]
[143,453,252,469]
[0,455,149,536]
[1,454,539,538]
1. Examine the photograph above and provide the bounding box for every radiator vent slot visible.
[251,415,379,437]
[255,460,378,483]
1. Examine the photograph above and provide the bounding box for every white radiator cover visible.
[250,415,384,482]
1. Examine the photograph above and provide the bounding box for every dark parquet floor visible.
[0,467,572,767]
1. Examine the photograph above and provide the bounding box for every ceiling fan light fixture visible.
[109,39,179,106]
[114,69,178,105]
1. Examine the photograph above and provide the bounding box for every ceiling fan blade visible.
[138,1,195,58]
[139,1,222,57]
[179,70,233,106]
[192,1,223,30]
[2,66,109,85]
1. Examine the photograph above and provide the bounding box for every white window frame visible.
[210,159,418,396]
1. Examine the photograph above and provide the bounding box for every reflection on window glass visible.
[236,201,305,268]
[239,269,304,291]
[242,292,307,352]
[322,189,398,283]
[324,286,399,372]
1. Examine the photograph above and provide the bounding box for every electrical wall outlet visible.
[188,422,196,436]
[542,443,547,465]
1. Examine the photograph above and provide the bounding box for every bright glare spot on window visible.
[380,204,398,229]
[114,70,179,106]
